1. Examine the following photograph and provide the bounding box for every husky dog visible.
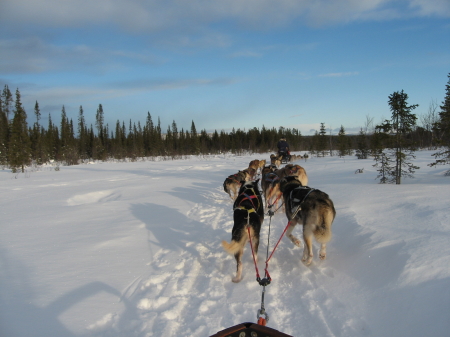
[290,154,303,161]
[222,180,264,283]
[243,167,257,181]
[276,164,308,186]
[223,170,250,200]
[248,159,260,172]
[270,154,282,165]
[263,172,282,212]
[260,165,280,210]
[280,176,336,266]
[258,159,267,172]
[248,159,267,176]
[260,165,276,196]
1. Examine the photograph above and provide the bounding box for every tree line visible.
[1,72,449,184]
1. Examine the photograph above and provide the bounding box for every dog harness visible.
[228,173,243,185]
[289,165,301,175]
[289,186,315,218]
[234,187,261,213]
[264,172,279,184]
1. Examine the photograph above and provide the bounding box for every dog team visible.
[222,153,336,283]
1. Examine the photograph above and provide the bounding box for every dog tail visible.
[221,240,241,255]
[315,206,335,244]
[222,240,241,255]
[222,227,253,255]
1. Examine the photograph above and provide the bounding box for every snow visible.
[1,150,449,337]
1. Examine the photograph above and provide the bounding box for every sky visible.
[1,150,449,336]
[1,0,450,135]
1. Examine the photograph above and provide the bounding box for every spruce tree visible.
[31,101,44,164]
[190,120,200,155]
[429,73,450,172]
[78,106,88,159]
[355,128,369,159]
[375,90,419,184]
[337,125,348,157]
[317,123,327,156]
[95,104,105,160]
[8,89,31,172]
[0,96,9,165]
[1,85,13,122]
[373,151,394,184]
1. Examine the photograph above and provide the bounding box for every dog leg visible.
[232,250,244,283]
[319,243,327,260]
[231,185,238,200]
[302,229,314,265]
[286,221,302,247]
[252,235,259,264]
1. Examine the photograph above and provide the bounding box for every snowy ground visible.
[1,150,449,337]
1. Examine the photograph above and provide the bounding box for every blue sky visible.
[1,0,449,135]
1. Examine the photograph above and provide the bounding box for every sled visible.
[210,322,292,337]
[279,151,291,164]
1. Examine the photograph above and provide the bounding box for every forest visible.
[1,73,449,181]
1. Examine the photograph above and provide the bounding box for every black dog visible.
[222,180,264,282]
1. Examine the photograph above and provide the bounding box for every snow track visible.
[1,152,449,337]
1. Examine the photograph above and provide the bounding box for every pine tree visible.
[190,120,200,155]
[78,106,88,159]
[316,123,327,156]
[8,89,31,172]
[45,114,59,161]
[337,125,348,157]
[373,151,394,184]
[355,128,369,159]
[375,90,419,184]
[429,73,450,172]
[2,85,13,122]
[95,104,105,160]
[31,101,44,164]
[0,96,9,165]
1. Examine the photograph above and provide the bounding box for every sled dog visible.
[270,154,282,166]
[280,176,336,266]
[248,159,267,176]
[276,164,308,186]
[222,180,264,282]
[248,159,260,172]
[223,170,250,200]
[260,165,281,211]
[243,167,257,181]
[260,165,276,197]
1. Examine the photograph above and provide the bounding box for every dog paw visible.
[232,276,242,283]
[288,234,301,247]
[302,255,313,266]
[319,253,326,260]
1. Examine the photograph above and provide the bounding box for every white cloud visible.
[0,37,162,74]
[2,0,449,33]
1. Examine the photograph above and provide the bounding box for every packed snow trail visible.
[1,152,449,336]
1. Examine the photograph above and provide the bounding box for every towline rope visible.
[247,208,293,326]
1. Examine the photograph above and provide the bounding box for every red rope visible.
[247,225,261,280]
[268,192,282,208]
[263,221,292,275]
[248,220,292,284]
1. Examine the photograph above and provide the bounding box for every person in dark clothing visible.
[277,137,289,155]
[277,137,291,162]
